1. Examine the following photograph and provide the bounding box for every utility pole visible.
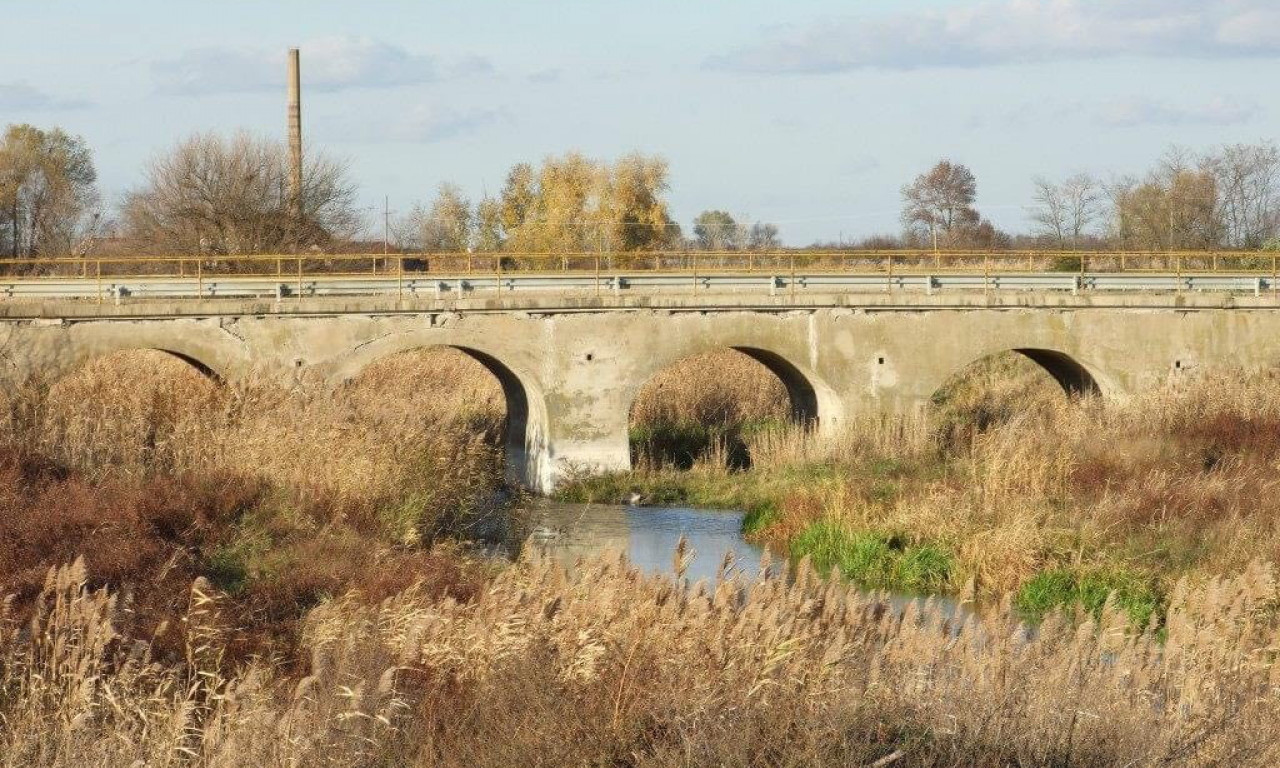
[382,195,390,273]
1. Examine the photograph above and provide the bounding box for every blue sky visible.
[2,0,1277,244]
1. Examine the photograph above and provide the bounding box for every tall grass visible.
[573,350,1280,618]
[5,554,1280,766]
[0,348,510,664]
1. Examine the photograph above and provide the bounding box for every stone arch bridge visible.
[4,291,1278,492]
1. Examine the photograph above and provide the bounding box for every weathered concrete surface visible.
[4,291,1280,491]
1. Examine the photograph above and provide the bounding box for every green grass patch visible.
[790,521,954,593]
[205,545,249,594]
[1015,567,1165,626]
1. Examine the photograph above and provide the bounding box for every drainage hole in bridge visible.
[878,357,885,365]
[586,353,594,362]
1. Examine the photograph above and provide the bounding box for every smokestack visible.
[287,48,303,217]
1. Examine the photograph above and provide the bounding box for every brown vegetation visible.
[0,348,508,664]
[4,553,1280,766]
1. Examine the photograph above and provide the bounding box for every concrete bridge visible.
[4,288,1280,491]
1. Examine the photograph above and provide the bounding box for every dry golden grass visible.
[3,347,506,499]
[5,554,1280,766]
[740,366,1280,596]
[629,348,789,428]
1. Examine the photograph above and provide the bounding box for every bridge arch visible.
[34,343,233,387]
[921,344,1112,406]
[330,341,550,491]
[1007,348,1101,396]
[624,344,836,469]
[626,343,838,428]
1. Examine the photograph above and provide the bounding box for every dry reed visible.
[4,553,1280,766]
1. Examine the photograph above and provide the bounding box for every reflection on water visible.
[524,502,976,627]
[527,503,767,584]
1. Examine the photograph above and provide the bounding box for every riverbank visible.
[559,365,1280,626]
[4,347,1280,764]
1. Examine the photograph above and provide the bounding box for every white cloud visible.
[0,82,88,110]
[527,68,562,84]
[1097,96,1261,127]
[153,36,493,94]
[707,0,1280,73]
[332,105,511,144]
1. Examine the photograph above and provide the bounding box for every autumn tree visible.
[0,124,100,257]
[597,153,676,251]
[397,183,472,251]
[495,152,677,256]
[122,132,360,255]
[473,196,504,252]
[901,160,980,247]
[1109,150,1221,250]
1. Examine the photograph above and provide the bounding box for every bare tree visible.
[122,132,361,255]
[901,160,980,247]
[746,221,781,250]
[0,124,100,258]
[1202,142,1280,249]
[1030,173,1102,249]
[693,210,740,250]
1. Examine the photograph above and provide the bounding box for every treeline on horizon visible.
[1,122,1278,260]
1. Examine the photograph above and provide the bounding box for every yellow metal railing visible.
[0,249,1276,280]
[2,249,1278,305]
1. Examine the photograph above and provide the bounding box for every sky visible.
[2,0,1277,244]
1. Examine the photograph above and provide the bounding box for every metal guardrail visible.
[1,271,1276,302]
[0,250,1276,302]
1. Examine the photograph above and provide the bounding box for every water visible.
[524,502,975,626]
[526,503,768,584]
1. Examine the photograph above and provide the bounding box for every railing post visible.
[692,251,698,293]
[296,254,303,301]
[887,252,894,292]
[397,255,404,302]
[496,254,502,295]
[96,259,102,303]
[789,253,796,299]
[594,252,601,296]
[1175,253,1182,294]
[984,254,990,295]
[196,259,202,299]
